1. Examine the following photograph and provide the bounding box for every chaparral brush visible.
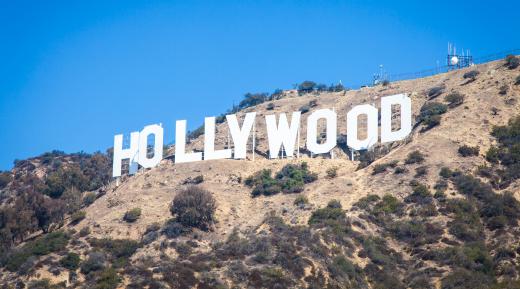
[112,93,412,177]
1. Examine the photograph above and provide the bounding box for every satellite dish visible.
[450,56,459,65]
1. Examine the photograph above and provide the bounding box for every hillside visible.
[1,55,520,289]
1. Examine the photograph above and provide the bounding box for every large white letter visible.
[265,112,301,158]
[112,131,140,177]
[306,109,337,154]
[204,116,232,160]
[347,104,378,150]
[380,93,412,143]
[175,120,202,163]
[138,124,164,168]
[227,112,256,159]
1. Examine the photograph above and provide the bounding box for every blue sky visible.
[1,0,519,170]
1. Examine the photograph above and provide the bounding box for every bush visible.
[372,160,398,175]
[297,81,317,94]
[239,93,268,110]
[79,226,91,237]
[326,167,338,178]
[308,200,345,225]
[0,171,12,189]
[266,103,275,110]
[89,238,140,267]
[83,192,97,206]
[463,70,480,81]
[499,84,508,95]
[389,220,442,246]
[299,105,310,114]
[182,175,203,185]
[162,219,189,238]
[445,92,465,107]
[95,267,121,289]
[27,279,66,289]
[405,183,432,204]
[441,269,493,289]
[440,167,454,179]
[427,85,445,99]
[123,208,142,223]
[373,194,403,215]
[353,195,380,210]
[3,231,69,272]
[69,211,86,225]
[415,166,428,177]
[246,163,317,196]
[170,186,216,230]
[80,252,106,274]
[418,102,447,130]
[505,55,520,69]
[405,150,426,164]
[458,145,479,157]
[394,166,406,174]
[293,195,309,207]
[60,252,80,270]
[515,75,520,85]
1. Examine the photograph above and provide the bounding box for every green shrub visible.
[60,252,80,270]
[308,200,344,225]
[170,186,216,230]
[458,145,479,157]
[418,102,447,130]
[394,166,406,174]
[415,165,428,177]
[405,183,432,204]
[440,167,454,178]
[405,150,426,164]
[123,208,142,223]
[353,195,380,210]
[293,195,309,207]
[441,269,493,289]
[0,171,12,189]
[80,252,105,274]
[69,211,86,225]
[505,55,520,69]
[326,166,338,178]
[463,70,480,81]
[246,163,317,196]
[499,84,508,95]
[95,267,121,289]
[372,160,398,175]
[182,175,204,185]
[89,238,140,267]
[27,279,66,289]
[83,192,97,206]
[299,105,310,113]
[427,85,445,99]
[373,194,403,215]
[515,75,520,85]
[445,92,465,107]
[297,81,317,94]
[3,231,69,272]
[79,226,91,237]
[389,220,442,246]
[239,92,268,110]
[484,116,520,188]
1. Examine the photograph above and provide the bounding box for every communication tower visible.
[447,42,473,70]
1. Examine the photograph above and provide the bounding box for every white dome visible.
[450,56,459,65]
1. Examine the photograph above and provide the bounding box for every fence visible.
[353,49,519,88]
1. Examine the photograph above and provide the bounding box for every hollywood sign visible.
[112,93,412,177]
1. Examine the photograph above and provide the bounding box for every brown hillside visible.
[1,57,520,289]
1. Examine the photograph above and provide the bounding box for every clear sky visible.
[1,0,519,170]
